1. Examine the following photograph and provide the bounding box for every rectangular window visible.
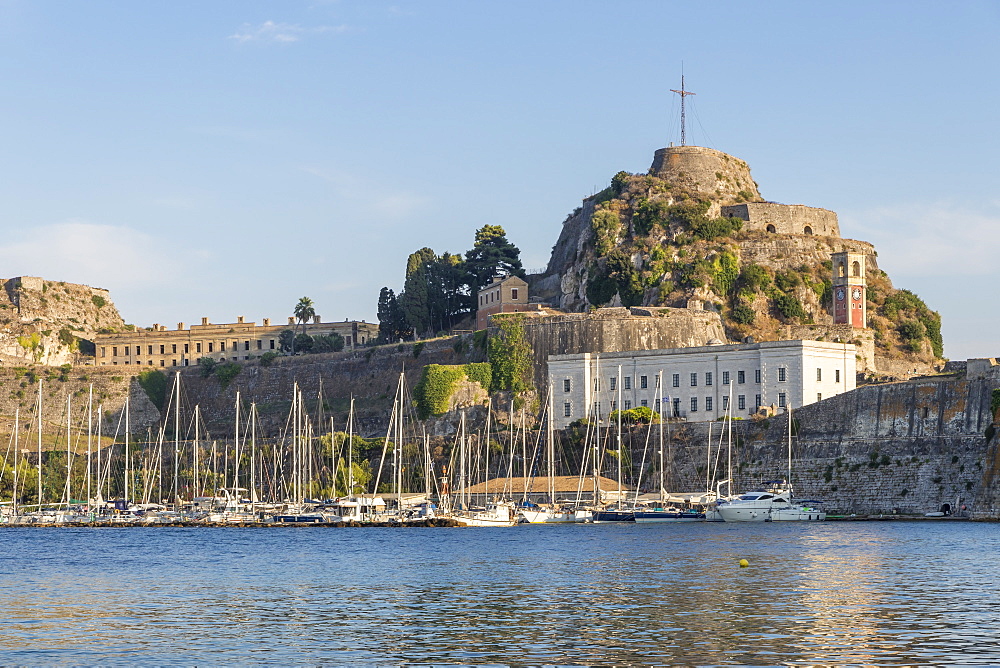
[722,371,730,385]
[124,346,129,356]
[755,369,761,384]
[563,378,571,393]
[171,344,177,354]
[641,399,647,407]
[220,341,226,352]
[269,340,275,350]
[655,375,660,388]
[184,359,189,366]
[594,378,601,391]
[817,368,822,382]
[755,394,761,409]
[196,342,202,353]
[738,370,746,384]
[113,347,118,357]
[690,397,698,412]
[690,373,698,387]
[705,372,713,386]
[778,367,787,382]
[672,398,680,417]
[672,374,680,388]
[233,341,238,351]
[610,400,616,412]
[208,342,214,353]
[738,395,746,410]
[624,399,632,410]
[624,377,631,390]
[655,398,661,413]
[160,360,165,367]
[609,377,617,391]
[148,360,153,366]
[835,369,841,383]
[244,340,250,351]
[640,375,647,389]
[722,395,729,410]
[705,397,713,411]
[778,392,787,408]
[160,344,165,355]
[564,402,571,417]
[257,340,263,350]
[818,393,822,402]
[100,347,106,357]
[511,288,518,300]
[184,343,189,354]
[172,359,177,367]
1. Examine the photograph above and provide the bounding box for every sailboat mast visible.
[193,405,200,498]
[547,383,555,506]
[97,402,103,502]
[251,403,257,512]
[37,379,42,507]
[87,384,93,507]
[13,407,19,515]
[658,370,664,500]
[125,394,131,505]
[347,396,355,496]
[174,372,181,508]
[616,365,622,506]
[787,404,793,486]
[233,390,241,498]
[66,393,71,507]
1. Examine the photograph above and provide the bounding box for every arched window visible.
[838,263,846,278]
[803,226,813,235]
[766,224,776,233]
[852,261,861,277]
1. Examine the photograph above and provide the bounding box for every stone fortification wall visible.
[634,369,1000,516]
[173,336,477,438]
[0,367,159,446]
[648,146,761,202]
[721,202,840,237]
[0,276,124,366]
[500,306,728,389]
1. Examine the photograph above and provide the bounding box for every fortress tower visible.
[648,145,761,202]
[832,251,867,328]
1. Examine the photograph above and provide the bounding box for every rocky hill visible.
[530,145,943,378]
[0,276,125,366]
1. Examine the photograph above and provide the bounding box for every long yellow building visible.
[93,315,379,368]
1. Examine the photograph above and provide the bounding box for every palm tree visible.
[292,296,315,354]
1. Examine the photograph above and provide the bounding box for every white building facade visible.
[548,340,856,429]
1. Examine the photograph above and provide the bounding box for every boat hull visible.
[633,510,705,523]
[591,510,635,523]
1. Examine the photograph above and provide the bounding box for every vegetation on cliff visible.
[563,168,944,365]
[413,362,492,419]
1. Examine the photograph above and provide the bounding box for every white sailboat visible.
[518,385,576,524]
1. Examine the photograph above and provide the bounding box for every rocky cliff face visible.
[529,146,942,378]
[0,276,126,366]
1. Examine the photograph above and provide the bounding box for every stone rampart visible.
[498,306,728,389]
[648,146,760,202]
[721,202,840,237]
[635,372,1000,516]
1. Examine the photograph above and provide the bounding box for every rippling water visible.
[1,521,997,665]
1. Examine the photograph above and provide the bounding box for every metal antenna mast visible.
[670,67,696,146]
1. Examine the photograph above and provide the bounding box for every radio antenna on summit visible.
[670,67,695,146]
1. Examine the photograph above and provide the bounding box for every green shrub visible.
[488,315,533,393]
[215,362,242,389]
[91,295,106,308]
[731,304,756,325]
[773,293,806,321]
[412,341,425,358]
[463,362,492,390]
[413,364,467,419]
[259,351,279,367]
[590,207,621,255]
[198,357,218,377]
[136,369,168,409]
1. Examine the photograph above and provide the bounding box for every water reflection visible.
[0,523,998,664]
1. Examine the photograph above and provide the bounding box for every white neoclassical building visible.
[548,340,856,429]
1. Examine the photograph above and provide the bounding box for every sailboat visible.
[717,405,826,522]
[449,411,516,527]
[592,366,635,523]
[518,385,576,524]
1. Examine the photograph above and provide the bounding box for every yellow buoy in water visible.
[739,559,749,568]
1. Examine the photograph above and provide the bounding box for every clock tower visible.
[832,251,866,328]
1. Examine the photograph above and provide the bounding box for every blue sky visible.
[0,1,997,360]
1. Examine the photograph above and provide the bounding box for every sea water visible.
[0,521,997,665]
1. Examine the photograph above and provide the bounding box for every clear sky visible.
[1,1,997,360]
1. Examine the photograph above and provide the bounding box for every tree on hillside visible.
[399,248,436,336]
[464,224,526,298]
[377,287,410,343]
[292,296,315,354]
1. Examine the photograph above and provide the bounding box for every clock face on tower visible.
[836,288,845,301]
[852,288,862,301]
